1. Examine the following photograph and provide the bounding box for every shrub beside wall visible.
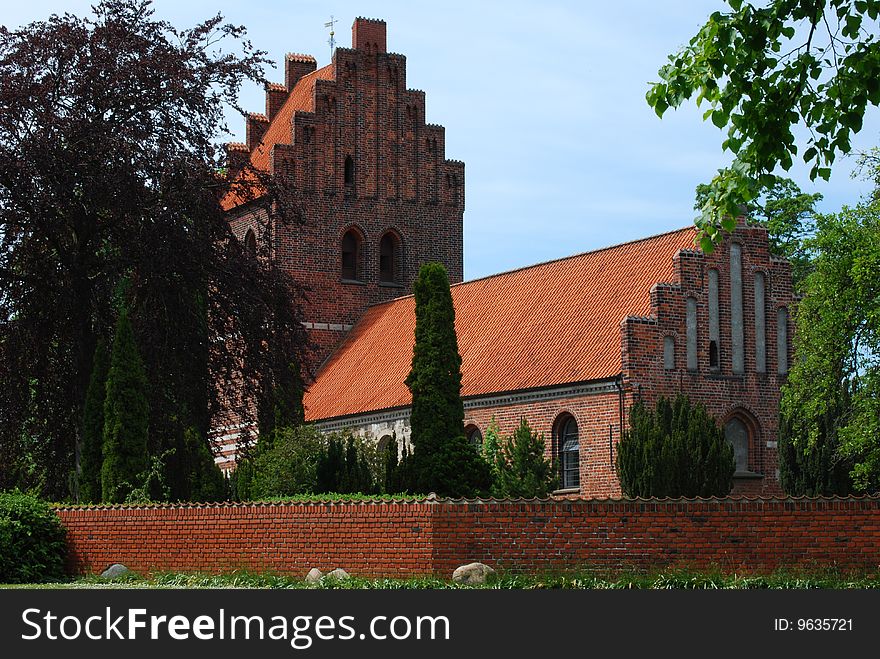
[0,492,66,583]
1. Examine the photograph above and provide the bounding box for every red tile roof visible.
[304,227,698,421]
[221,64,335,210]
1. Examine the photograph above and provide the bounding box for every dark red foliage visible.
[0,0,309,499]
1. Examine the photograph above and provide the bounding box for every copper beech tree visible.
[0,1,309,500]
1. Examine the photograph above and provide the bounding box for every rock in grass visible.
[101,563,132,579]
[305,568,323,585]
[452,562,495,585]
[326,568,350,581]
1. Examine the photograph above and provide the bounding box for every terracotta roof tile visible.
[304,226,698,421]
[221,64,334,210]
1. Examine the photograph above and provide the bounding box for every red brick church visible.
[221,18,793,496]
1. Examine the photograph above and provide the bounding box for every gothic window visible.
[708,269,720,370]
[379,232,401,283]
[341,229,362,281]
[344,155,354,186]
[663,336,675,370]
[244,229,256,258]
[556,415,580,489]
[686,297,698,371]
[754,273,767,372]
[724,417,750,473]
[777,307,789,375]
[465,425,483,452]
[730,243,744,374]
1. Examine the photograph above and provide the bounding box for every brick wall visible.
[57,498,880,578]
[58,502,434,578]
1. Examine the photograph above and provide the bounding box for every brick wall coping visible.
[52,494,880,512]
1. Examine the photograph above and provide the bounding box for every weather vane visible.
[325,15,338,59]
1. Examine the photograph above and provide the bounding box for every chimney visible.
[265,83,287,121]
[352,17,386,53]
[224,142,249,177]
[246,113,269,151]
[285,53,317,91]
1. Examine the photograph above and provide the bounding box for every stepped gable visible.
[303,227,698,421]
[221,61,334,210]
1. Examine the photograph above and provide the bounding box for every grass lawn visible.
[3,569,879,589]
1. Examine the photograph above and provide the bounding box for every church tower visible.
[224,18,465,371]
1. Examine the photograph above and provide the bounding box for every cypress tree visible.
[616,395,734,498]
[316,437,345,493]
[384,437,400,493]
[316,436,374,494]
[183,427,228,502]
[79,338,109,503]
[101,310,150,503]
[405,263,490,497]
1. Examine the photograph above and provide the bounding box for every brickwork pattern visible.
[621,220,794,496]
[57,498,880,577]
[229,19,465,370]
[463,389,624,498]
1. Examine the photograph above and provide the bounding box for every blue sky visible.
[6,1,879,279]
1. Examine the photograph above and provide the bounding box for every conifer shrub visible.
[247,425,326,499]
[79,338,109,504]
[492,418,558,498]
[183,427,228,502]
[101,310,150,503]
[0,491,66,583]
[315,436,376,494]
[384,437,417,494]
[616,395,734,498]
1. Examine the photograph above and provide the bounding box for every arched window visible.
[663,336,675,370]
[377,435,392,453]
[686,297,698,371]
[341,229,362,281]
[465,425,483,452]
[344,155,354,186]
[730,243,744,374]
[244,229,256,257]
[724,417,750,473]
[379,232,400,283]
[556,415,580,489]
[754,273,766,372]
[777,307,789,374]
[708,269,720,370]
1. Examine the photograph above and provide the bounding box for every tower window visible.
[379,232,401,283]
[244,229,256,258]
[341,229,362,281]
[344,155,354,186]
[709,340,719,368]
